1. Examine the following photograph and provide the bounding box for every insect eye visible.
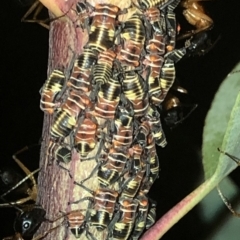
[22,220,31,230]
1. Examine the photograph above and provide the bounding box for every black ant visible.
[0,146,39,207]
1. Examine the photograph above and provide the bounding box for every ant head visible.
[14,205,46,238]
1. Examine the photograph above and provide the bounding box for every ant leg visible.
[13,146,38,193]
[0,168,40,198]
[32,221,64,240]
[217,185,240,217]
[21,1,40,22]
[218,148,240,165]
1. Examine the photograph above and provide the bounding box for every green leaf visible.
[203,62,240,179]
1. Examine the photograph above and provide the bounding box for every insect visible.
[74,113,98,158]
[70,184,118,232]
[107,100,134,149]
[3,205,63,240]
[50,91,92,140]
[141,105,167,147]
[92,49,116,87]
[117,14,145,68]
[183,31,221,57]
[47,141,72,164]
[161,80,197,128]
[136,0,173,10]
[67,49,98,93]
[108,197,139,240]
[158,47,186,102]
[94,74,121,119]
[40,69,66,114]
[74,1,91,30]
[178,0,214,40]
[130,193,149,240]
[140,134,160,194]
[120,153,146,199]
[97,147,129,188]
[87,4,120,52]
[0,146,39,207]
[146,198,157,229]
[121,70,149,117]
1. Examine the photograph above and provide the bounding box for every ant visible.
[21,1,49,29]
[3,205,62,240]
[178,0,214,41]
[217,148,240,217]
[160,79,197,128]
[0,146,39,207]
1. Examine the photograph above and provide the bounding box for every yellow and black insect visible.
[165,0,180,50]
[74,1,91,30]
[50,91,91,140]
[108,198,139,240]
[137,0,173,10]
[74,113,98,158]
[146,199,157,229]
[71,182,118,232]
[87,4,120,53]
[131,193,149,240]
[109,101,134,149]
[117,14,145,68]
[47,140,72,164]
[40,69,65,114]
[97,147,129,188]
[121,70,149,117]
[159,48,186,102]
[140,134,160,194]
[67,49,98,93]
[120,156,146,199]
[94,75,121,119]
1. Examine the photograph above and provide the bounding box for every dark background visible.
[1,0,240,239]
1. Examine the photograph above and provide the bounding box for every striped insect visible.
[74,113,98,158]
[87,4,120,52]
[40,69,65,114]
[143,8,167,105]
[136,0,173,10]
[74,1,91,30]
[117,14,145,68]
[144,6,167,35]
[49,209,96,240]
[107,100,134,149]
[140,134,160,194]
[164,0,181,50]
[121,70,149,117]
[143,105,167,147]
[92,49,116,86]
[94,74,121,119]
[50,91,92,140]
[130,193,149,240]
[133,120,151,148]
[67,49,98,93]
[70,184,118,232]
[159,47,186,102]
[97,147,129,188]
[146,199,157,229]
[47,141,72,164]
[108,198,139,240]
[120,153,146,199]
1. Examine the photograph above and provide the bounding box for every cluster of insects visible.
[3,0,215,239]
